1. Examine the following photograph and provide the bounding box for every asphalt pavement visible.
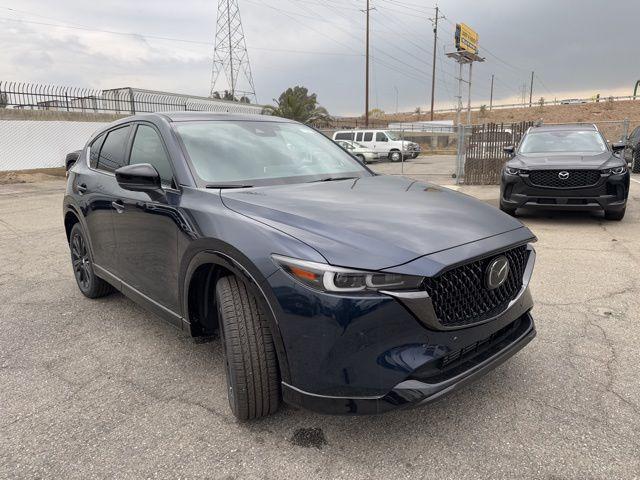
[1,173,639,479]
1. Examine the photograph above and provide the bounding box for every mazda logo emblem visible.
[558,171,570,180]
[485,256,510,290]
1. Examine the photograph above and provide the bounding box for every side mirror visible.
[503,145,515,155]
[611,142,626,152]
[115,163,161,192]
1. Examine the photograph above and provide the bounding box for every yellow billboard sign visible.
[455,23,479,54]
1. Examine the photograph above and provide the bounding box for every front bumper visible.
[500,170,629,212]
[283,312,535,414]
[267,243,536,415]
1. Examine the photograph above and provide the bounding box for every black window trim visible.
[86,123,133,177]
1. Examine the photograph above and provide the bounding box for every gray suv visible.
[500,124,629,220]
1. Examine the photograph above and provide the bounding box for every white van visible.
[332,130,420,162]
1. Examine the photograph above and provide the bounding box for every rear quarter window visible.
[89,133,106,169]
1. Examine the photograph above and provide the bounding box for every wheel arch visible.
[182,249,291,383]
[64,204,83,242]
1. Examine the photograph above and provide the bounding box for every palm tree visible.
[263,86,331,124]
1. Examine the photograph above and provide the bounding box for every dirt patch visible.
[0,168,65,185]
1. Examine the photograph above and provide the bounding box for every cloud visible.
[0,0,637,115]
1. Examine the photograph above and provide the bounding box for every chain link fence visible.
[0,81,264,115]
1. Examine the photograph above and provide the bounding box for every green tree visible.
[263,86,330,124]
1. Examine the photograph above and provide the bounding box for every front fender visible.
[181,244,293,384]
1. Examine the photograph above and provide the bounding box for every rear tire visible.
[69,223,113,298]
[356,154,367,164]
[605,207,626,221]
[389,151,402,162]
[215,275,280,420]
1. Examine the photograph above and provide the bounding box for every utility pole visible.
[529,70,534,107]
[489,74,494,111]
[429,5,441,121]
[365,0,370,127]
[394,85,399,113]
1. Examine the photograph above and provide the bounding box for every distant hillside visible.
[340,99,640,141]
[348,99,640,128]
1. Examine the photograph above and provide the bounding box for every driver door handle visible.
[112,200,125,213]
[77,183,87,194]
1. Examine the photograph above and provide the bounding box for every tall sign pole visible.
[467,62,473,125]
[447,23,484,183]
[429,6,440,121]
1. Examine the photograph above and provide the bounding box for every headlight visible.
[602,166,627,175]
[272,255,423,293]
[504,166,521,176]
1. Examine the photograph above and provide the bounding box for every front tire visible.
[69,223,113,298]
[605,207,626,221]
[389,151,402,162]
[215,275,280,420]
[356,154,367,164]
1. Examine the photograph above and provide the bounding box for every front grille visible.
[423,246,530,328]
[528,169,601,188]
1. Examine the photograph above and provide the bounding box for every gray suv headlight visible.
[272,255,423,293]
[602,166,627,175]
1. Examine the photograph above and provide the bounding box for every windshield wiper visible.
[205,184,254,189]
[308,176,359,183]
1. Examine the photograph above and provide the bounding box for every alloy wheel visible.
[71,232,91,291]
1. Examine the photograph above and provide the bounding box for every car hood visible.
[510,151,620,169]
[220,175,527,270]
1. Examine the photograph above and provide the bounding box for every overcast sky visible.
[0,0,637,116]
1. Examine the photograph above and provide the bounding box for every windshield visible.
[519,130,607,154]
[174,121,370,186]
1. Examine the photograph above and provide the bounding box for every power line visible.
[0,12,362,56]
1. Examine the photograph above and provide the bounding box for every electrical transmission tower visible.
[210,0,256,102]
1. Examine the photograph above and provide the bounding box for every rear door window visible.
[363,132,373,142]
[97,126,131,173]
[355,132,363,142]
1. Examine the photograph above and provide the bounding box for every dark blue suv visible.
[63,112,537,420]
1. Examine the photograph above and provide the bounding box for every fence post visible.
[65,90,69,112]
[622,118,630,141]
[128,87,136,114]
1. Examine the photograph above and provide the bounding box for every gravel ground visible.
[1,175,639,480]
